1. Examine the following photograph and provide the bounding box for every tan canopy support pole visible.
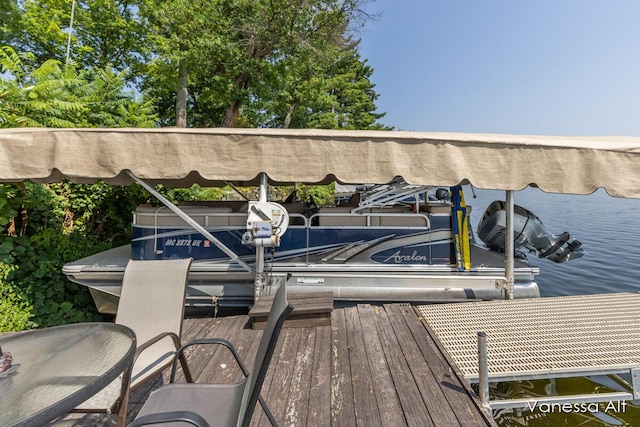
[126,171,254,273]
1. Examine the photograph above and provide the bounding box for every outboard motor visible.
[477,201,584,263]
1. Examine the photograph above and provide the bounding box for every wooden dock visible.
[55,303,496,426]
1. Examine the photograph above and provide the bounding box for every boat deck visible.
[56,303,495,426]
[417,292,640,409]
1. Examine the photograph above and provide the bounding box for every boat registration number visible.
[296,277,325,285]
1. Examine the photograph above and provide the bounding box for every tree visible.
[0,0,22,48]
[0,46,83,128]
[144,0,234,126]
[5,0,386,130]
[7,0,153,88]
[0,45,156,128]
[247,38,388,130]
[145,0,377,128]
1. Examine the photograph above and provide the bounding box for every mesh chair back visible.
[116,258,192,384]
[238,284,293,427]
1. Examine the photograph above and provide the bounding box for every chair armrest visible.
[135,331,182,360]
[168,337,277,425]
[129,410,209,427]
[169,338,248,383]
[133,331,194,384]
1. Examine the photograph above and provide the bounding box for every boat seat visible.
[337,192,361,207]
[318,207,367,226]
[228,201,309,227]
[377,214,429,227]
[134,205,232,227]
[228,213,249,227]
[368,207,428,227]
[283,202,308,226]
[228,203,249,226]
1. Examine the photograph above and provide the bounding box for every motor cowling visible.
[477,201,584,263]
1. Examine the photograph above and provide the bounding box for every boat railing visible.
[133,204,431,229]
[134,205,238,227]
[311,208,430,228]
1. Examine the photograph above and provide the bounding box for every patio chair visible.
[128,283,294,427]
[73,258,194,427]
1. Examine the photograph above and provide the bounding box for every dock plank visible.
[205,316,258,385]
[386,304,462,426]
[257,327,302,425]
[306,325,331,427]
[357,304,406,426]
[177,315,246,384]
[282,328,316,426]
[344,305,382,426]
[330,307,356,427]
[376,304,436,427]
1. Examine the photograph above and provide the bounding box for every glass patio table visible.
[0,322,136,427]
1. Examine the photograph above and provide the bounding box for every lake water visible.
[466,186,640,426]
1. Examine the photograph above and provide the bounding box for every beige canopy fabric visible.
[1,127,640,198]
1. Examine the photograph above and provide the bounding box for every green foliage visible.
[76,66,157,128]
[0,181,106,328]
[8,0,154,84]
[159,185,228,205]
[1,231,108,328]
[4,1,387,129]
[0,46,81,128]
[63,182,150,246]
[295,183,336,206]
[0,45,157,128]
[249,40,390,130]
[0,262,34,332]
[12,0,69,62]
[0,1,20,45]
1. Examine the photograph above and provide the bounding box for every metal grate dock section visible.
[417,292,640,408]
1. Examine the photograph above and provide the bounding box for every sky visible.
[358,0,640,136]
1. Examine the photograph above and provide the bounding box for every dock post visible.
[477,331,490,408]
[254,173,268,301]
[505,190,515,299]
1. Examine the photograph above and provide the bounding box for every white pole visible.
[65,0,76,66]
[255,173,268,301]
[505,190,515,299]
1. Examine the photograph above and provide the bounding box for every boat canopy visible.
[1,127,639,198]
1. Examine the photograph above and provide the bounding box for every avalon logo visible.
[384,250,428,263]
